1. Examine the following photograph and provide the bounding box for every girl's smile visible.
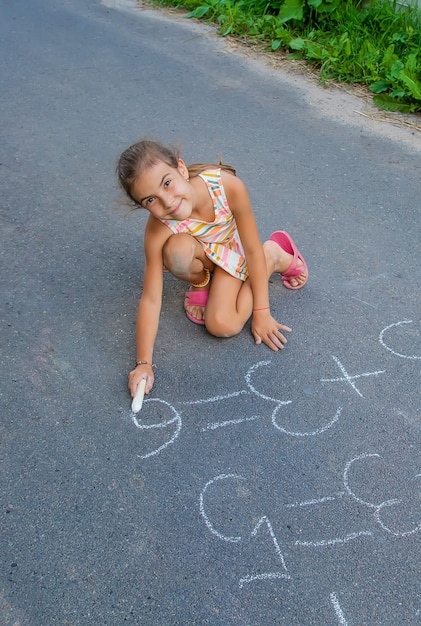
[170,200,183,218]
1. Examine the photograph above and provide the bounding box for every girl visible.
[116,139,308,398]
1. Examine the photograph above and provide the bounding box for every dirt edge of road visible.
[104,0,421,154]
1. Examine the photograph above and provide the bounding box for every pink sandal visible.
[269,231,308,290]
[184,288,209,325]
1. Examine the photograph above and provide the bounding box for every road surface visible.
[1,0,420,624]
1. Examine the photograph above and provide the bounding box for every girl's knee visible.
[205,314,244,338]
[163,234,195,276]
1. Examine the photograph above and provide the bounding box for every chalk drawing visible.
[132,399,182,460]
[126,318,420,623]
[199,474,245,543]
[124,314,421,626]
[330,592,349,626]
[199,474,291,587]
[244,360,292,403]
[374,499,421,537]
[202,415,261,432]
[320,355,385,398]
[129,320,418,458]
[181,390,248,406]
[379,320,421,360]
[344,453,421,537]
[286,496,339,508]
[291,453,420,544]
[272,405,343,437]
[181,360,292,412]
[200,451,420,589]
[251,516,288,571]
[343,453,382,508]
[184,360,342,437]
[238,572,289,587]
[131,360,345,459]
[295,531,373,548]
[239,516,290,588]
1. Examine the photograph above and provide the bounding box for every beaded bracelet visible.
[191,268,211,289]
[135,360,157,369]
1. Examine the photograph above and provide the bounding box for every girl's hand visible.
[251,310,291,352]
[128,364,154,397]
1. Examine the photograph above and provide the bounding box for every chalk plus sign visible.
[320,356,386,398]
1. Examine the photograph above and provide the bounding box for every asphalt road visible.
[1,0,420,624]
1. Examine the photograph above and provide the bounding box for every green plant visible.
[151,0,421,112]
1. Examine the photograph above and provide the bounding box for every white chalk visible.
[131,378,146,414]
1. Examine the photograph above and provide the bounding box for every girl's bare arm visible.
[128,216,171,396]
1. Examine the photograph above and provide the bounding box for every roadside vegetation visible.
[152,0,421,113]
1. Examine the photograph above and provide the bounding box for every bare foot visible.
[263,239,307,288]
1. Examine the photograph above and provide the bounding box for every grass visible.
[149,0,421,113]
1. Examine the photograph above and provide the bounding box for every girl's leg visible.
[162,232,306,333]
[205,239,306,337]
[162,234,213,322]
[204,267,250,337]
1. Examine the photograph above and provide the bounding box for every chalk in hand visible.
[131,378,146,414]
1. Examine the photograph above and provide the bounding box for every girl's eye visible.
[164,179,171,188]
[143,197,155,208]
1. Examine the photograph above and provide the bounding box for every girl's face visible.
[130,159,192,220]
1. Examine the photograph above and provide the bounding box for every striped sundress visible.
[161,169,248,281]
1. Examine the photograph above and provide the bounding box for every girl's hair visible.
[116,139,236,206]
